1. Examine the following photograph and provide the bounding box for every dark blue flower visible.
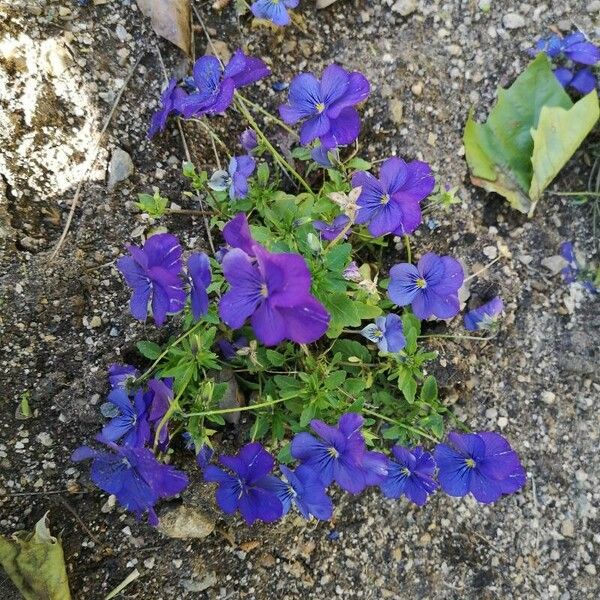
[72,440,188,525]
[360,313,406,353]
[203,442,283,524]
[108,364,139,389]
[561,32,600,66]
[148,79,187,139]
[187,253,211,320]
[530,34,562,59]
[217,336,249,360]
[291,413,376,494]
[311,145,338,167]
[312,215,350,241]
[222,49,271,88]
[559,241,598,293]
[116,233,186,326]
[251,0,299,27]
[279,64,370,150]
[434,432,526,504]
[263,465,333,520]
[554,66,597,94]
[352,157,434,237]
[379,446,437,506]
[388,253,464,320]
[101,388,151,448]
[463,296,504,331]
[209,156,256,200]
[196,444,214,470]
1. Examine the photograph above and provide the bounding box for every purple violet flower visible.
[360,313,406,353]
[530,34,563,59]
[279,64,370,150]
[352,157,434,237]
[291,413,383,494]
[434,432,526,504]
[203,442,283,524]
[554,67,597,94]
[209,156,256,200]
[251,0,299,26]
[148,378,173,451]
[222,213,257,256]
[219,245,330,346]
[217,336,249,360]
[148,79,187,139]
[388,253,464,320]
[72,440,188,525]
[240,128,258,152]
[560,241,578,284]
[108,364,139,389]
[179,51,269,119]
[263,464,333,520]
[116,233,186,326]
[196,444,214,470]
[101,387,151,448]
[311,145,339,168]
[561,32,600,66]
[187,253,212,320]
[342,261,362,283]
[464,296,504,331]
[379,446,437,506]
[312,215,350,241]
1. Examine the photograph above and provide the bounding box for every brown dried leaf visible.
[136,0,191,56]
[316,0,340,8]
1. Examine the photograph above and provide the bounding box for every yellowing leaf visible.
[0,514,72,600]
[529,91,600,205]
[136,0,191,56]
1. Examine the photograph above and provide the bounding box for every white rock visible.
[107,148,134,191]
[541,255,568,276]
[391,0,417,16]
[502,13,526,29]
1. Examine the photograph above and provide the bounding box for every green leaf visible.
[0,514,72,600]
[291,147,312,161]
[137,340,161,360]
[464,54,598,214]
[345,157,371,170]
[398,366,417,403]
[354,302,382,320]
[324,370,347,390]
[324,243,352,272]
[256,162,270,187]
[529,92,600,203]
[420,375,438,403]
[277,442,293,464]
[331,339,372,363]
[136,191,168,218]
[323,292,361,328]
[299,403,316,427]
[265,350,286,367]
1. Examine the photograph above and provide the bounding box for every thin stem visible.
[166,208,214,216]
[153,388,184,450]
[404,235,412,264]
[327,219,353,248]
[191,118,231,160]
[234,95,313,193]
[183,396,287,418]
[547,191,600,197]
[237,94,298,137]
[464,256,501,283]
[362,407,439,443]
[136,321,204,383]
[418,333,494,341]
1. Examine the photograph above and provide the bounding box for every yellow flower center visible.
[380,193,390,205]
[328,447,339,459]
[260,284,269,298]
[315,102,326,113]
[415,277,427,289]
[465,458,476,469]
[401,467,411,476]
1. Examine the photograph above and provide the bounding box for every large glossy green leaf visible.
[464,54,598,215]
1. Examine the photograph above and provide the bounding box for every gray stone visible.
[502,13,526,29]
[389,98,404,124]
[391,0,417,17]
[158,506,215,539]
[107,147,133,190]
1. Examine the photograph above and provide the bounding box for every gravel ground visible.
[1,1,599,598]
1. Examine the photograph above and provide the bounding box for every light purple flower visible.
[240,129,258,152]
[379,446,438,506]
[148,79,187,139]
[388,253,464,320]
[219,245,330,346]
[464,297,504,331]
[279,64,370,150]
[312,215,350,241]
[179,51,269,118]
[108,364,139,389]
[222,213,257,256]
[251,0,299,26]
[148,378,173,451]
[204,442,283,524]
[116,233,186,326]
[187,253,211,320]
[360,313,406,353]
[209,156,256,200]
[342,261,362,282]
[434,432,526,504]
[353,157,434,237]
[72,440,188,525]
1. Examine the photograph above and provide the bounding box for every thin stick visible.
[104,569,140,600]
[56,496,103,547]
[192,4,224,67]
[155,46,216,253]
[464,256,501,283]
[50,54,143,260]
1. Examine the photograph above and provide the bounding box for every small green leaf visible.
[136,191,168,218]
[265,350,286,367]
[420,375,438,403]
[182,161,196,178]
[346,157,371,170]
[256,162,270,186]
[324,370,347,390]
[324,243,352,271]
[136,340,162,360]
[299,403,316,427]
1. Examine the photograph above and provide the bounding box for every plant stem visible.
[153,388,184,450]
[404,235,412,264]
[547,191,600,197]
[418,333,494,341]
[191,119,231,159]
[464,256,501,283]
[327,220,353,248]
[183,396,287,418]
[362,407,439,443]
[237,94,298,137]
[234,95,313,194]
